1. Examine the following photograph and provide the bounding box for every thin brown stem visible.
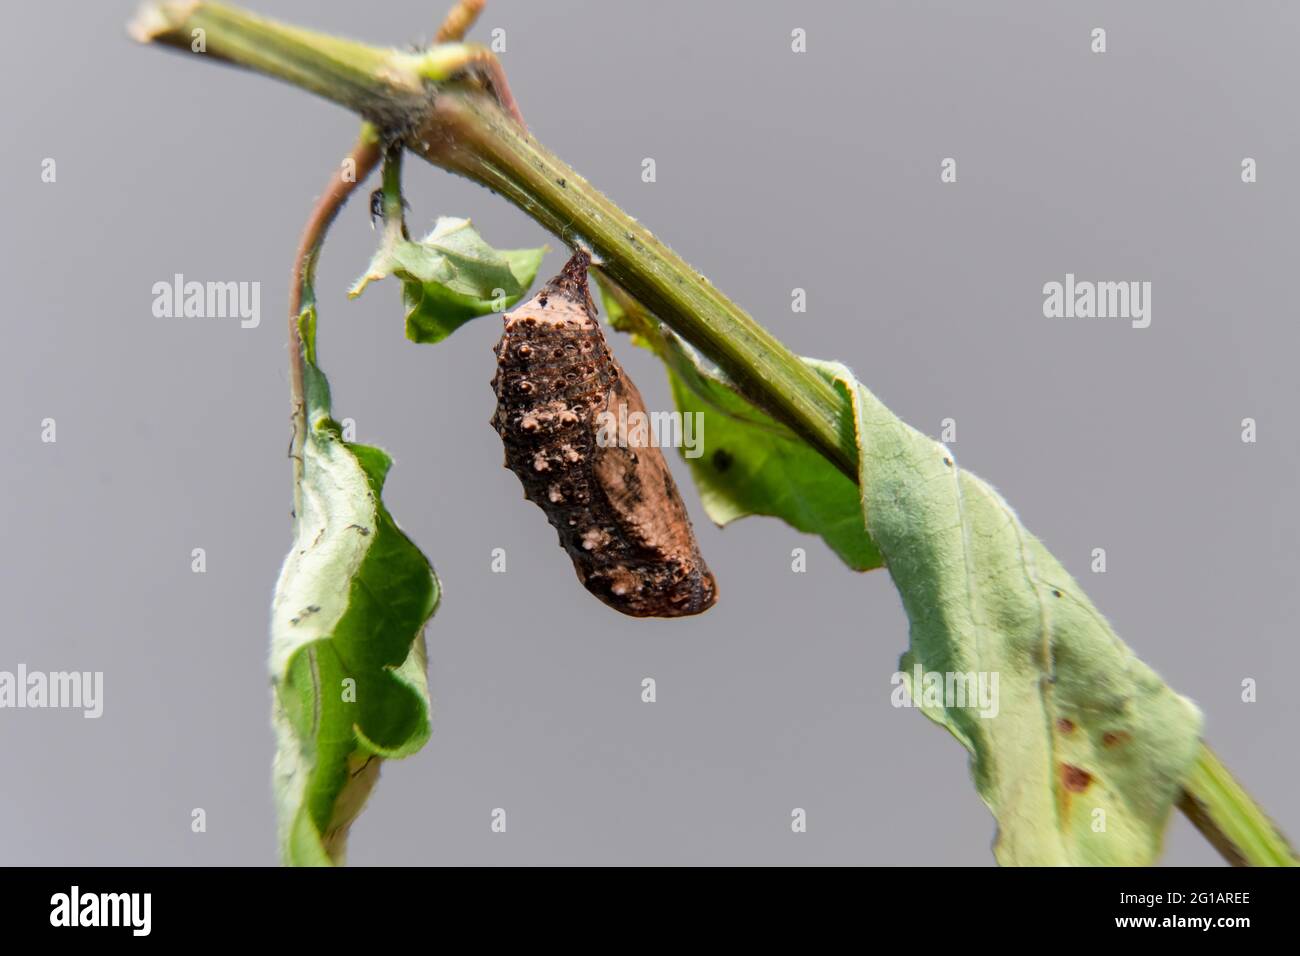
[436,0,485,43]
[288,133,382,509]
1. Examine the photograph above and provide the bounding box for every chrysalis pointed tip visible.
[544,248,597,314]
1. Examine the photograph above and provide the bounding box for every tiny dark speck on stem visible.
[556,177,566,187]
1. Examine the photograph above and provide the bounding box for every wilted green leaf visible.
[818,360,1203,865]
[604,280,1203,865]
[350,216,545,343]
[270,304,438,866]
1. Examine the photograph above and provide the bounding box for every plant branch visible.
[130,1,846,471]
[133,1,1295,867]
[1178,746,1296,867]
[129,1,427,130]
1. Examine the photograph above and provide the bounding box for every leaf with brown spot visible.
[832,360,1203,866]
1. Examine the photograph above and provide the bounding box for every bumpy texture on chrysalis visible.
[491,250,717,617]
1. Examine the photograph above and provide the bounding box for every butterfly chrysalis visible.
[491,250,718,617]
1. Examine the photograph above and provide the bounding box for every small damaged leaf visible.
[350,215,545,344]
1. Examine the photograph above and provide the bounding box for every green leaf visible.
[595,275,882,571]
[350,216,545,343]
[270,304,439,866]
[816,360,1203,865]
[603,279,1203,865]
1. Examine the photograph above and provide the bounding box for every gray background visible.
[2,0,1296,865]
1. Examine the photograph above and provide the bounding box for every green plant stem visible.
[1178,746,1296,867]
[379,145,409,241]
[132,0,1296,867]
[129,1,427,129]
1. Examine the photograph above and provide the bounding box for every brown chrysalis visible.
[491,250,718,617]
